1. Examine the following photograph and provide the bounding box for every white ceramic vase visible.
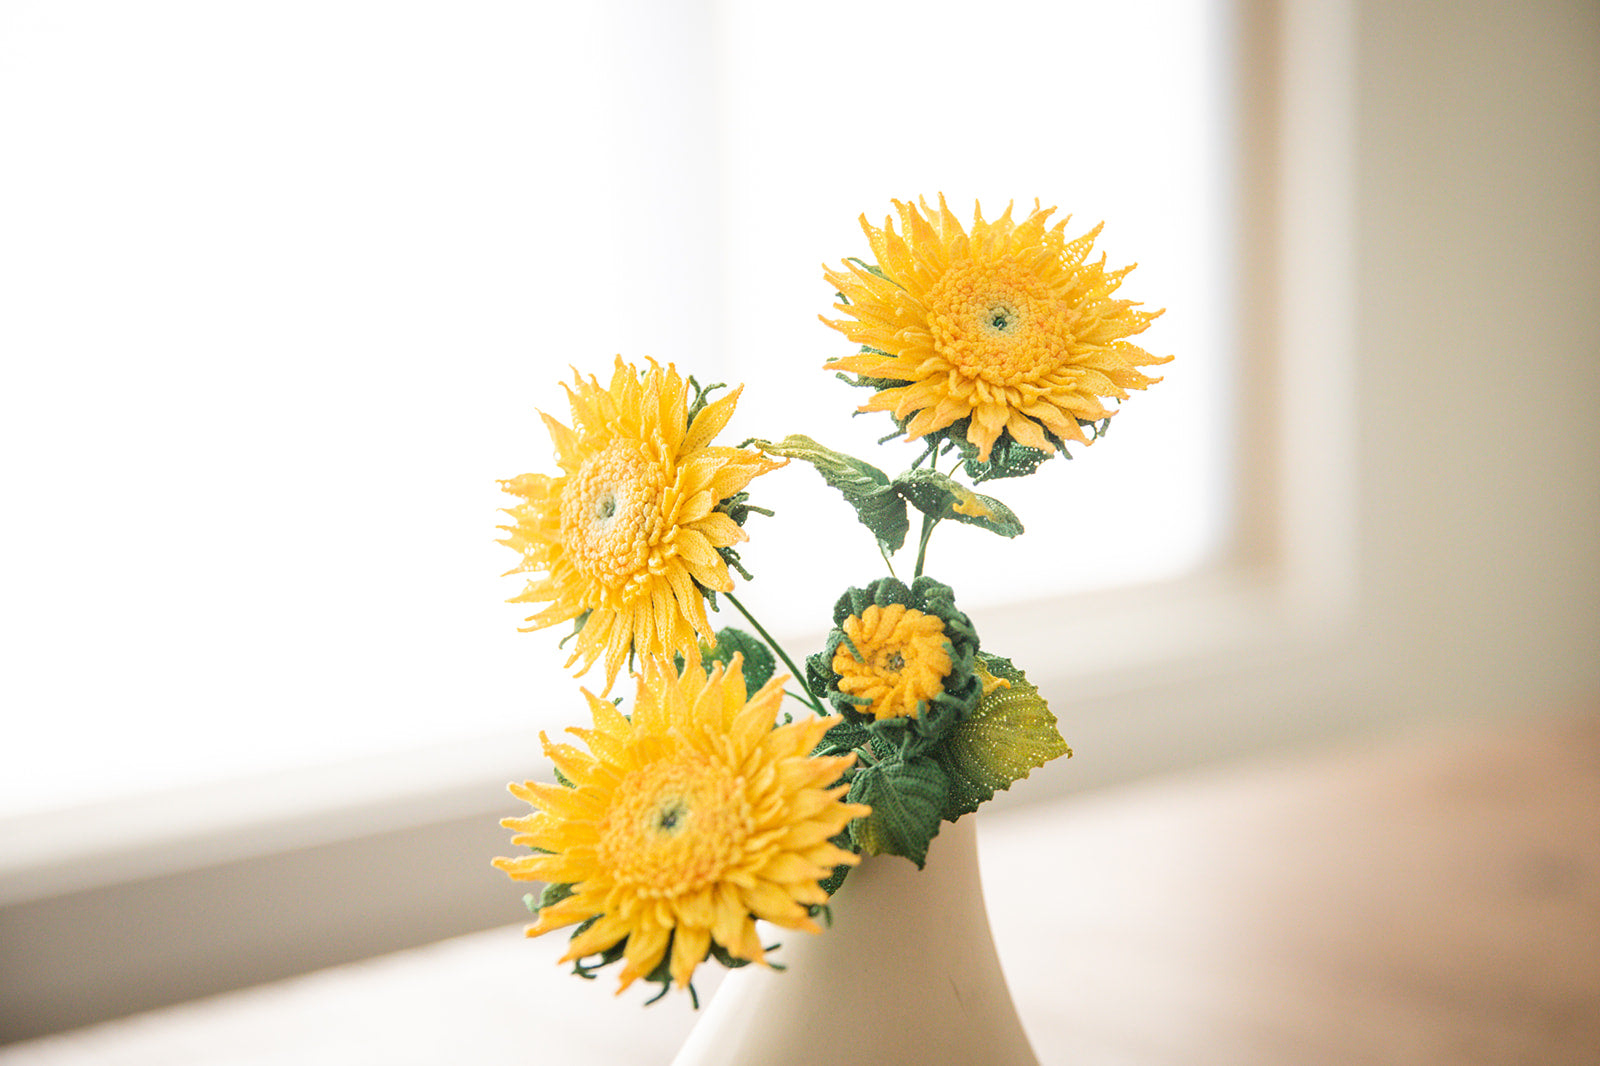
[670,815,1038,1066]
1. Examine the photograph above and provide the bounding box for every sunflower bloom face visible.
[493,658,868,994]
[499,358,784,691]
[823,195,1172,464]
[810,575,984,759]
[832,603,953,720]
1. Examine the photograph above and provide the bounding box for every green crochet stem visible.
[724,592,827,716]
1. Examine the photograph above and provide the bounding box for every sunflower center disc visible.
[560,440,663,587]
[833,603,953,720]
[925,257,1076,385]
[599,753,754,899]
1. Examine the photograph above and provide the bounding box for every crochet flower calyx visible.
[803,577,1068,868]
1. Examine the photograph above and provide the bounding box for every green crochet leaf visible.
[934,654,1070,820]
[960,437,1054,482]
[816,827,858,897]
[891,469,1024,538]
[747,435,909,553]
[702,627,776,691]
[948,416,1112,482]
[534,880,575,914]
[847,757,949,868]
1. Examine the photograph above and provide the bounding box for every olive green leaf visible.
[933,654,1070,821]
[892,468,1024,538]
[747,435,910,553]
[847,756,949,868]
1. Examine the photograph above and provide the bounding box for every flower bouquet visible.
[492,195,1169,1058]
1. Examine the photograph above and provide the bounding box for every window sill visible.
[9,714,1595,1063]
[0,556,1361,1043]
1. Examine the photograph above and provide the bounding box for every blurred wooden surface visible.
[994,715,1600,1065]
[4,716,1597,1065]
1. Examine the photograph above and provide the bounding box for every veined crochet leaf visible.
[535,881,575,914]
[847,756,949,868]
[892,469,1024,538]
[934,654,1070,820]
[748,435,910,553]
[701,627,776,691]
[953,427,1055,483]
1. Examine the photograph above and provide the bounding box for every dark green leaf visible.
[746,435,910,553]
[536,881,575,913]
[846,757,949,867]
[943,422,1058,483]
[892,469,1024,538]
[703,627,776,690]
[816,828,859,896]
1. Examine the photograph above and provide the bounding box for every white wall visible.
[1350,0,1600,726]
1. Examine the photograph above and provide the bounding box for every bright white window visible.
[713,0,1233,630]
[0,0,1230,819]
